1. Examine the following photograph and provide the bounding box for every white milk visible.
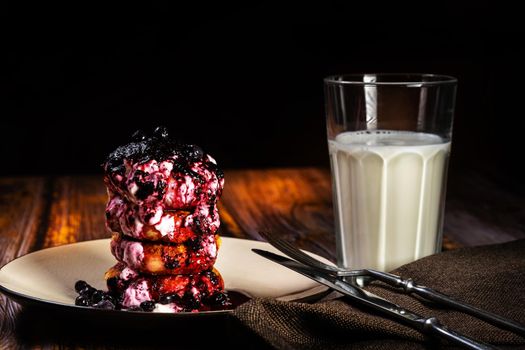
[329,130,451,272]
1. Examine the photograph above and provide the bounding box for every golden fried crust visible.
[105,263,225,302]
[110,233,219,275]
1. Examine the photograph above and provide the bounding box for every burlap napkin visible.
[233,239,525,349]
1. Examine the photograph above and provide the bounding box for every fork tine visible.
[260,230,307,260]
[260,231,365,277]
[259,230,340,271]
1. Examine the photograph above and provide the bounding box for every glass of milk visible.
[324,74,457,272]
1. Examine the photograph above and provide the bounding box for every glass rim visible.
[324,73,457,86]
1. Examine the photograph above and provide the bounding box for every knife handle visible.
[350,285,497,350]
[424,317,497,350]
[367,270,525,337]
[412,284,525,337]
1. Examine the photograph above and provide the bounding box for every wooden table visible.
[1,168,524,349]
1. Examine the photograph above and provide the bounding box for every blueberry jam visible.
[104,127,208,175]
[73,280,248,312]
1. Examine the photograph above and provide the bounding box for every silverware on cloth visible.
[258,231,525,338]
[253,248,496,350]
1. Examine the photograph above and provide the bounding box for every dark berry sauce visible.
[73,280,250,312]
[104,126,208,175]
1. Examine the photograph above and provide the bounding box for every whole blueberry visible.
[91,290,105,304]
[140,300,156,312]
[182,144,204,162]
[74,280,89,293]
[102,294,116,305]
[183,293,201,310]
[93,300,116,310]
[75,295,91,307]
[79,285,96,297]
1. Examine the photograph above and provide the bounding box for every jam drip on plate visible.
[73,280,248,312]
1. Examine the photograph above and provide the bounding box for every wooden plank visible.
[42,176,108,248]
[220,168,336,260]
[444,170,525,247]
[0,177,47,349]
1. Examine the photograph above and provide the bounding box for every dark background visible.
[2,1,522,183]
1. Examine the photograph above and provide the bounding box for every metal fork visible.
[259,230,525,337]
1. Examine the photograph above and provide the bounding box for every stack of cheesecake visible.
[102,128,228,312]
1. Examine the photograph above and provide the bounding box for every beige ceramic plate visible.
[0,237,330,316]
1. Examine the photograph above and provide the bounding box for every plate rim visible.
[0,237,329,316]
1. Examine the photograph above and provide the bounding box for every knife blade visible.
[252,248,497,350]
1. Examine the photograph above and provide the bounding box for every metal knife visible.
[252,248,497,350]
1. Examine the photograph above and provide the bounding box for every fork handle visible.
[411,284,525,337]
[425,317,496,350]
[367,270,525,337]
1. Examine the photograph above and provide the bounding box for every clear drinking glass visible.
[324,73,457,272]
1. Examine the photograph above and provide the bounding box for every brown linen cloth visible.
[233,239,525,349]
